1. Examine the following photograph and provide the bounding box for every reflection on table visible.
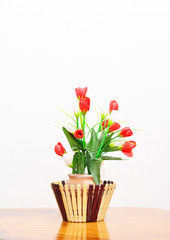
[56,220,110,240]
[0,208,170,240]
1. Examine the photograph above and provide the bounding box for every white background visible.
[0,0,170,210]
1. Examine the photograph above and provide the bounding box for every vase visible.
[67,173,95,187]
[51,175,116,222]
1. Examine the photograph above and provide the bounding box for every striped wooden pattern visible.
[51,183,67,221]
[59,183,70,221]
[70,185,78,222]
[97,183,109,221]
[100,182,113,220]
[64,184,74,221]
[86,184,93,222]
[93,184,105,221]
[77,184,82,222]
[51,180,116,222]
[83,185,87,222]
[90,185,99,221]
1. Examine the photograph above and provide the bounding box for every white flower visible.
[63,152,74,167]
[110,140,125,147]
[101,160,104,166]
[109,111,122,123]
[72,105,80,118]
[114,141,123,147]
[64,124,76,134]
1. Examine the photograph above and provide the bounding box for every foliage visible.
[54,87,137,185]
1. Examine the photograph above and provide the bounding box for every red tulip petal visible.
[122,151,133,157]
[75,87,88,99]
[109,100,119,112]
[129,141,137,148]
[79,97,90,114]
[74,129,84,139]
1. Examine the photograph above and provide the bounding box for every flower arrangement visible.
[54,87,137,185]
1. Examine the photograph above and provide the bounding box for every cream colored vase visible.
[67,173,95,187]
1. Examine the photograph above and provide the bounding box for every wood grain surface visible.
[0,208,170,240]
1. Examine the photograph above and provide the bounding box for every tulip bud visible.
[119,127,133,137]
[109,100,119,113]
[121,141,136,157]
[74,129,84,139]
[109,142,115,148]
[79,97,90,115]
[109,122,121,132]
[101,120,109,130]
[108,118,114,126]
[109,141,123,148]
[72,105,80,118]
[75,87,88,99]
[129,141,137,149]
[63,153,74,167]
[101,112,108,120]
[64,124,76,134]
[54,142,66,156]
[101,119,120,132]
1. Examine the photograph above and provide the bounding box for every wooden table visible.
[0,208,170,240]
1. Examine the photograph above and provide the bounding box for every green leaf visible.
[86,129,100,157]
[72,151,85,174]
[85,151,91,174]
[98,130,105,142]
[101,156,127,160]
[58,108,76,123]
[100,132,114,151]
[77,151,85,174]
[89,157,102,185]
[87,122,100,137]
[72,153,78,173]
[62,127,83,151]
[102,146,120,153]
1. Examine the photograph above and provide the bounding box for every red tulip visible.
[54,142,66,156]
[129,141,137,148]
[101,119,109,130]
[121,141,136,157]
[74,129,84,139]
[101,120,120,132]
[79,97,90,114]
[109,122,121,132]
[75,87,88,99]
[109,100,119,113]
[119,127,133,137]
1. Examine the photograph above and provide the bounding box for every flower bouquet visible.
[51,87,137,222]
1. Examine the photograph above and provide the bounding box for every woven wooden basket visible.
[51,180,116,222]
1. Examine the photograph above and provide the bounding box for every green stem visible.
[80,111,83,129]
[101,137,124,152]
[85,122,90,131]
[94,106,100,120]
[101,140,118,153]
[113,130,121,135]
[82,152,85,173]
[111,136,119,141]
[96,126,109,158]
[76,117,79,129]
[83,114,85,148]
